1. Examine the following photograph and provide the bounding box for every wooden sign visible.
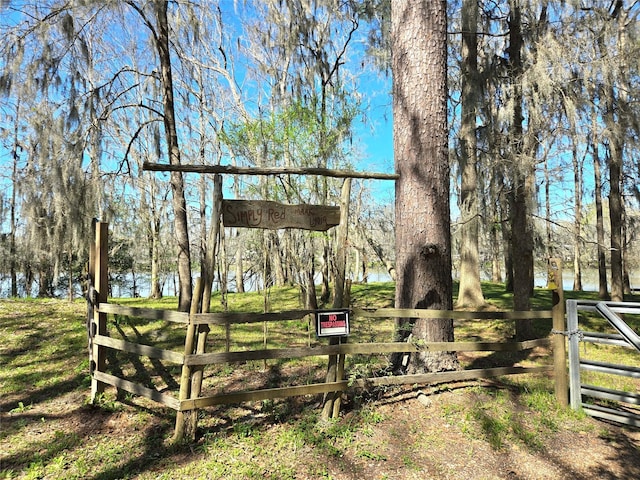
[222,199,340,231]
[315,310,350,337]
[547,257,562,291]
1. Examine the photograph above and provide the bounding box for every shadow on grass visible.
[416,377,640,480]
[594,425,640,479]
[87,419,176,480]
[0,374,89,414]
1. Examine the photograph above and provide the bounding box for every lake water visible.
[2,267,639,299]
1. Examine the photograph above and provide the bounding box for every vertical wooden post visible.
[90,221,109,403]
[332,348,346,419]
[321,337,340,422]
[189,279,209,436]
[174,278,203,443]
[549,257,568,407]
[332,280,351,419]
[87,222,96,369]
[321,180,351,422]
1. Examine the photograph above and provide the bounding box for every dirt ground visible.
[328,386,640,480]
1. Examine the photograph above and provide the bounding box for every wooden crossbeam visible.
[142,162,399,180]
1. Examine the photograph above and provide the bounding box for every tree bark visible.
[320,240,331,303]
[234,232,245,293]
[332,179,351,308]
[457,0,485,308]
[154,1,192,311]
[592,138,609,299]
[202,175,223,312]
[508,0,535,340]
[149,221,163,299]
[609,152,624,302]
[571,135,583,291]
[321,179,351,421]
[145,184,163,300]
[607,90,624,302]
[9,101,20,297]
[392,0,457,373]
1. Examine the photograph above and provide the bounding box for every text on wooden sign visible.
[222,200,341,231]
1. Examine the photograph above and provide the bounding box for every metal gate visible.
[567,300,640,427]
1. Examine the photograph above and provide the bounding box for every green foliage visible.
[9,402,32,414]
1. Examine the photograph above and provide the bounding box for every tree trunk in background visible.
[488,171,502,283]
[154,1,192,311]
[149,217,162,299]
[572,135,583,291]
[202,175,223,312]
[508,0,535,340]
[491,225,502,283]
[497,169,513,292]
[511,174,535,309]
[602,5,632,302]
[332,179,351,307]
[622,202,631,295]
[10,113,19,297]
[457,0,485,308]
[592,139,609,299]
[235,232,245,293]
[392,0,457,373]
[607,95,624,302]
[544,158,552,259]
[269,232,286,287]
[320,240,331,303]
[303,250,318,311]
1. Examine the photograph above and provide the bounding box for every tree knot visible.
[420,244,438,258]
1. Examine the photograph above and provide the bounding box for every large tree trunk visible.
[154,1,192,311]
[508,0,535,340]
[511,175,535,308]
[392,0,457,374]
[457,0,484,308]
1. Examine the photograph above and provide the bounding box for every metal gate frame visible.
[567,299,640,427]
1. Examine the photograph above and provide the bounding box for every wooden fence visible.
[88,299,564,440]
[88,222,567,441]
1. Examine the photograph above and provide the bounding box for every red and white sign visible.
[315,310,350,337]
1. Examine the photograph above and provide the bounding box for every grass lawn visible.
[2,282,640,479]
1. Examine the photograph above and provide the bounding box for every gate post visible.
[90,221,109,402]
[549,258,568,407]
